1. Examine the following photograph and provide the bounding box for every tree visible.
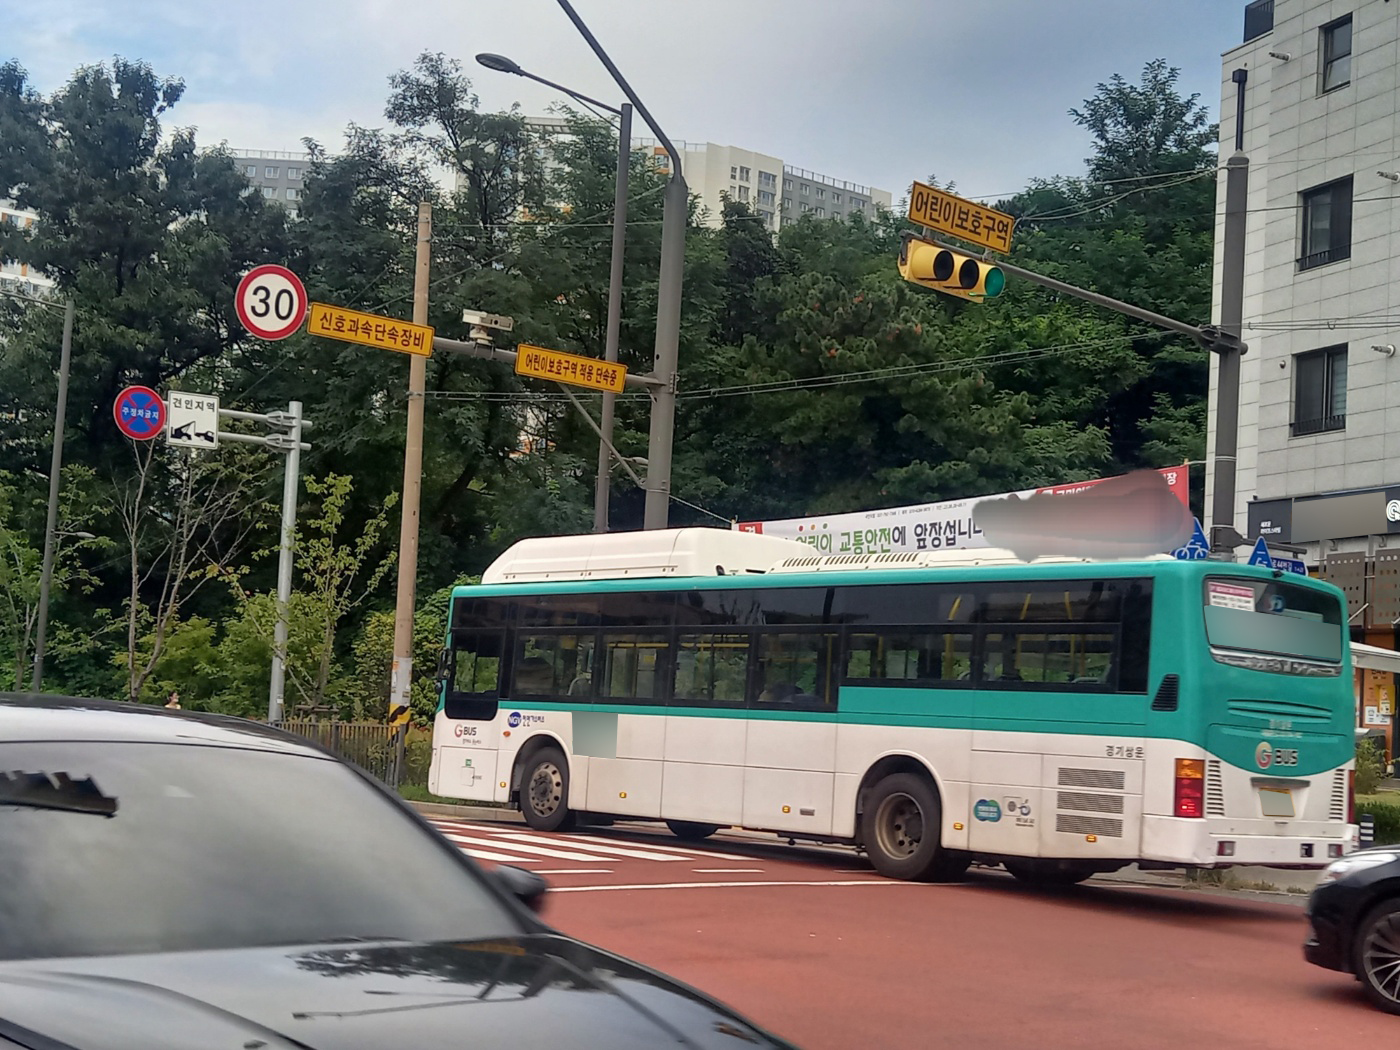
[0,467,105,691]
[0,58,289,481]
[115,443,269,703]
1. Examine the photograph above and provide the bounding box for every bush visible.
[1356,798,1400,845]
[1357,738,1386,797]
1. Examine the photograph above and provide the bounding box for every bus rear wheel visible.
[860,773,968,882]
[1003,859,1095,886]
[519,747,574,832]
[666,820,720,841]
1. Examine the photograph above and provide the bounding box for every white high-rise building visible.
[230,149,312,219]
[0,202,54,296]
[515,117,890,234]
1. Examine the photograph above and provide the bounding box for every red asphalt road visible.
[428,817,1396,1049]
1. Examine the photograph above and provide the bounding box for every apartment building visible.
[1207,0,1400,706]
[520,117,890,233]
[0,201,53,296]
[232,149,312,218]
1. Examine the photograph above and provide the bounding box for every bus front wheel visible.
[860,773,968,882]
[519,747,574,832]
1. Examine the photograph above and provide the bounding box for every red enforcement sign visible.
[113,385,166,441]
[235,264,309,341]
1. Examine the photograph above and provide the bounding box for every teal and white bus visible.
[429,528,1358,883]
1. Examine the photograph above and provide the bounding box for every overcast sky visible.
[11,0,1245,203]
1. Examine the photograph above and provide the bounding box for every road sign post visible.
[166,392,220,450]
[268,399,304,724]
[113,386,167,441]
[236,265,309,341]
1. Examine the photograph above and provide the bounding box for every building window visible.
[851,199,864,210]
[783,178,792,190]
[1299,176,1352,270]
[286,166,301,180]
[244,165,257,177]
[1320,15,1352,93]
[816,187,826,199]
[832,192,842,203]
[782,198,791,211]
[738,166,751,182]
[801,202,810,213]
[1292,345,1347,436]
[286,188,299,200]
[737,185,750,202]
[816,207,825,217]
[758,189,775,204]
[265,166,279,177]
[730,166,737,180]
[801,183,810,195]
[261,187,276,198]
[760,171,776,186]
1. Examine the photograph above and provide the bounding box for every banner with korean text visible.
[734,466,1189,557]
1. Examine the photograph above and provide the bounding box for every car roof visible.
[0,693,325,757]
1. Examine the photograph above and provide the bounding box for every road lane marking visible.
[435,832,620,863]
[488,832,694,862]
[536,868,614,874]
[452,847,542,863]
[692,868,764,873]
[552,879,915,893]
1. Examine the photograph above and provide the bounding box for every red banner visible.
[1035,466,1189,507]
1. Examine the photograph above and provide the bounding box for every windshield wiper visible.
[0,771,118,817]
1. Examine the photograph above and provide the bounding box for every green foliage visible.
[1358,798,1400,846]
[1357,738,1386,797]
[1,49,1217,716]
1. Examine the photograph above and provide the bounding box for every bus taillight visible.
[1175,758,1206,818]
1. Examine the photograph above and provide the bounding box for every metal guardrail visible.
[276,720,405,785]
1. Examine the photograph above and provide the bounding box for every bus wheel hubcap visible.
[530,763,563,816]
[875,793,924,859]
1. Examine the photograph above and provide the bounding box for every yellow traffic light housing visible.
[897,233,1005,301]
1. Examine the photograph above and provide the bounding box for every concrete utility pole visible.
[267,400,304,721]
[1211,152,1250,558]
[595,101,632,533]
[388,202,432,755]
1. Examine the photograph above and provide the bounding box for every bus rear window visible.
[1202,577,1343,664]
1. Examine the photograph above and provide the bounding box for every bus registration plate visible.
[1259,786,1295,818]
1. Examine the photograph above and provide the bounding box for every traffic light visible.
[897,233,1005,301]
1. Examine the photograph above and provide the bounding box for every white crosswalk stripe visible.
[425,818,760,871]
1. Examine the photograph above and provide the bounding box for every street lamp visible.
[475,52,632,534]
[491,0,686,531]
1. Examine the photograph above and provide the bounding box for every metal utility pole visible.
[30,298,75,694]
[267,400,305,722]
[555,0,686,530]
[1211,151,1250,558]
[389,202,432,748]
[594,102,632,533]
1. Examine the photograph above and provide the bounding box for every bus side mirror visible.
[434,647,453,690]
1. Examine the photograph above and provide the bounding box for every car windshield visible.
[0,741,521,961]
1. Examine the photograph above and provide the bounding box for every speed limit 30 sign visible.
[236,264,308,341]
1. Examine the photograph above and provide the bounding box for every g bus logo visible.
[1256,741,1300,769]
[507,712,522,728]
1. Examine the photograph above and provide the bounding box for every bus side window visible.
[755,632,838,709]
[451,631,504,696]
[512,633,597,700]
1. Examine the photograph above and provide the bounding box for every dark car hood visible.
[0,935,791,1050]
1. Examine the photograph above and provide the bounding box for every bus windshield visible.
[1201,576,1344,665]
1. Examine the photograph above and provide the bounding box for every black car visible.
[1305,845,1400,1013]
[0,694,797,1049]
